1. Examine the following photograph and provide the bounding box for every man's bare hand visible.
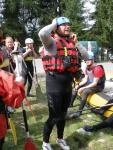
[70,33,78,44]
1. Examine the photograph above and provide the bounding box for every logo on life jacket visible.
[41,36,79,72]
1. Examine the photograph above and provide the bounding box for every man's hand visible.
[52,18,57,32]
[26,48,32,53]
[15,76,24,84]
[70,33,78,45]
[73,85,79,91]
[78,87,86,94]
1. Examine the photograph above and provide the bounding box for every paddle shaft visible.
[14,53,30,135]
[80,102,113,112]
[12,51,37,149]
[33,59,38,81]
[67,103,113,117]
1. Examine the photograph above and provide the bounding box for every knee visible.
[82,89,91,98]
[51,118,59,125]
[59,112,67,120]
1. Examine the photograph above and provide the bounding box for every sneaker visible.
[56,139,70,150]
[72,111,81,119]
[7,106,16,113]
[83,125,95,132]
[42,143,53,150]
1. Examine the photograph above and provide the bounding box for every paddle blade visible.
[35,83,46,104]
[24,138,37,150]
[8,118,17,145]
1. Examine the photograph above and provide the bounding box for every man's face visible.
[26,43,33,49]
[5,39,14,48]
[86,59,94,67]
[57,23,70,36]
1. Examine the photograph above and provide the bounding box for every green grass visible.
[3,77,113,150]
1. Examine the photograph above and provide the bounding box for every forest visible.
[0,0,113,55]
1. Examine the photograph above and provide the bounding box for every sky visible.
[84,1,95,13]
[83,1,96,30]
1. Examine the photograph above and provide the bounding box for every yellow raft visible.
[86,92,113,118]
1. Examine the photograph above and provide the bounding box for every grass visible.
[3,76,113,150]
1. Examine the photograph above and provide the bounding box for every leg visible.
[0,138,5,150]
[56,87,71,150]
[73,86,101,118]
[43,92,63,143]
[57,85,72,139]
[69,90,77,107]
[21,68,27,86]
[92,98,113,115]
[83,114,113,132]
[27,69,33,95]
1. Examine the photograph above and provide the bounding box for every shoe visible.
[42,143,53,150]
[7,106,16,114]
[92,109,105,115]
[83,126,95,132]
[72,111,81,119]
[56,139,70,150]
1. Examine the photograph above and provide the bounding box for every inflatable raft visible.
[79,79,113,119]
[67,79,113,119]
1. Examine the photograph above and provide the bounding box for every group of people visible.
[0,36,38,149]
[1,36,38,97]
[39,16,113,150]
[0,16,113,150]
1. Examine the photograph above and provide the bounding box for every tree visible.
[89,0,113,52]
[1,0,88,47]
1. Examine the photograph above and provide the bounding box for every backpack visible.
[0,69,25,108]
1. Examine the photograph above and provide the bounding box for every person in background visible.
[14,38,21,51]
[72,51,106,119]
[20,38,38,97]
[83,112,113,132]
[69,60,86,107]
[38,16,88,150]
[1,37,16,113]
[0,48,25,150]
[2,36,16,73]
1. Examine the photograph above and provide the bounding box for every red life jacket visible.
[41,35,79,72]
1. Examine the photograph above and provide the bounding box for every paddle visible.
[66,102,113,117]
[12,51,37,150]
[6,108,17,145]
[24,97,36,121]
[33,59,45,102]
[19,51,45,103]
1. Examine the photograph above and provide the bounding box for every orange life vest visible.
[41,35,79,72]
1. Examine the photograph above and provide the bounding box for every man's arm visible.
[76,43,89,61]
[38,23,57,55]
[79,75,89,87]
[78,77,100,94]
[69,33,88,61]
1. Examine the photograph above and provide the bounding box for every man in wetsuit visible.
[38,16,88,150]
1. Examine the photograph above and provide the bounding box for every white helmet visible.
[25,38,34,44]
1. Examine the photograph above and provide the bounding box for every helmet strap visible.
[56,32,69,39]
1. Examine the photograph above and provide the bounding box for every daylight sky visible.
[83,0,96,30]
